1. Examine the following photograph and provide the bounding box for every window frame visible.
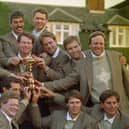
[109,25,129,48]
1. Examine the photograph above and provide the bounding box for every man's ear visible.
[88,43,91,49]
[0,102,3,106]
[66,103,68,107]
[2,87,7,92]
[100,103,104,109]
[118,102,120,107]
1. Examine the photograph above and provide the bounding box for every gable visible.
[49,8,82,23]
[107,14,129,25]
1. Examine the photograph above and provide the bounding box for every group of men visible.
[1,79,129,129]
[0,8,129,129]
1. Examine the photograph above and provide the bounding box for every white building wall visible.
[1,0,125,8]
[0,0,85,7]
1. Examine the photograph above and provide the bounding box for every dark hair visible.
[65,90,83,103]
[2,77,22,90]
[0,91,20,105]
[63,36,81,50]
[40,31,56,45]
[99,89,120,103]
[88,31,105,44]
[33,8,48,19]
[10,11,24,23]
[17,32,35,44]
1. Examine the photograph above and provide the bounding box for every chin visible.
[95,53,101,56]
[108,113,116,117]
[9,114,16,117]
[94,51,103,56]
[72,110,80,114]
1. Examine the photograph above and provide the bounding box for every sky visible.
[0,0,125,8]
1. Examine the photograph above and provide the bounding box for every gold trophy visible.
[22,56,36,90]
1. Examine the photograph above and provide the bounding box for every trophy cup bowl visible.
[22,56,36,66]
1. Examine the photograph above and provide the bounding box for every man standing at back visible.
[0,11,24,67]
[32,8,48,56]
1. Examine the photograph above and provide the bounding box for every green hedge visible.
[0,2,11,35]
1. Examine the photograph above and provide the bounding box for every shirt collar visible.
[11,31,18,40]
[82,51,86,58]
[18,52,31,59]
[32,26,47,38]
[104,113,116,124]
[52,47,60,58]
[66,112,80,121]
[1,110,12,123]
[91,50,105,59]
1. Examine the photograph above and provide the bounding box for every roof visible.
[49,8,82,23]
[4,2,87,22]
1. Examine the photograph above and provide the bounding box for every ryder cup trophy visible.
[22,56,36,90]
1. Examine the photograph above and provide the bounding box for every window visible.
[48,22,80,45]
[109,26,129,48]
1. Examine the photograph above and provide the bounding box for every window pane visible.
[119,28,124,33]
[64,32,69,39]
[118,35,124,46]
[112,29,116,45]
[56,24,61,30]
[126,28,129,47]
[56,32,61,42]
[64,25,69,30]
